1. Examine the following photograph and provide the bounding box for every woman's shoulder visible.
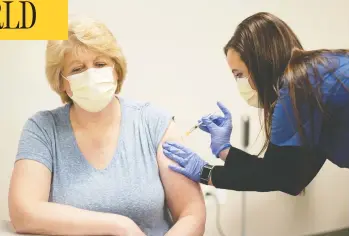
[24,104,70,130]
[120,97,171,118]
[119,97,151,111]
[119,97,173,147]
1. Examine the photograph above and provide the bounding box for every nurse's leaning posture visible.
[163,12,349,196]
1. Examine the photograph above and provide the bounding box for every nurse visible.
[162,12,349,195]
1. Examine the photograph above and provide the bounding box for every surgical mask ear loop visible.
[61,73,67,80]
[59,71,74,99]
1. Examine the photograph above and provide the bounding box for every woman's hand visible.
[199,101,232,157]
[162,142,207,182]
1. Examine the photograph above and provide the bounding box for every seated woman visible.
[8,17,205,236]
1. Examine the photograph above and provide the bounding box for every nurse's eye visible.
[95,62,107,68]
[235,73,244,78]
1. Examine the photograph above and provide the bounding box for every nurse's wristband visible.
[200,164,214,185]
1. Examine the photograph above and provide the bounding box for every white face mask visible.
[236,78,261,108]
[63,67,117,112]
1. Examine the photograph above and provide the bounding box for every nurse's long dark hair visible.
[224,12,349,154]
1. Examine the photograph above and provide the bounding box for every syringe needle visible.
[185,120,203,136]
[185,111,218,136]
[185,125,199,136]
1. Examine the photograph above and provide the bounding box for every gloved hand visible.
[162,142,207,182]
[199,101,232,157]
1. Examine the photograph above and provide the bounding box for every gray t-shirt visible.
[16,97,174,236]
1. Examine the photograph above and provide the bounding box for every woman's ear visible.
[61,76,73,97]
[59,76,65,92]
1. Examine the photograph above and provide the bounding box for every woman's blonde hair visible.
[45,17,127,103]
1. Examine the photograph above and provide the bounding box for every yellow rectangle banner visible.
[0,0,68,40]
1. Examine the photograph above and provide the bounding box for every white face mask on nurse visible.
[226,48,262,108]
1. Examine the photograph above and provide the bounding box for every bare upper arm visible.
[9,160,51,216]
[156,121,205,221]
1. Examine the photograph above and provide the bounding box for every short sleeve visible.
[16,112,54,172]
[271,87,323,147]
[142,103,173,149]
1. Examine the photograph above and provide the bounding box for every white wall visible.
[1,0,349,235]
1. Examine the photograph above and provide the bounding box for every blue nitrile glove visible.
[199,101,232,157]
[162,142,207,182]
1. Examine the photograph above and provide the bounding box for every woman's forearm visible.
[165,215,205,236]
[11,201,134,236]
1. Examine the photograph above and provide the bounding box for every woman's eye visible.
[96,62,107,67]
[71,67,82,73]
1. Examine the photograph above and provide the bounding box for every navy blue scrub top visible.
[211,53,349,195]
[271,53,349,167]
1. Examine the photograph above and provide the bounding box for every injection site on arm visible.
[157,121,206,236]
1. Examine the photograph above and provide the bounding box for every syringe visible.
[185,121,204,136]
[185,112,218,136]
